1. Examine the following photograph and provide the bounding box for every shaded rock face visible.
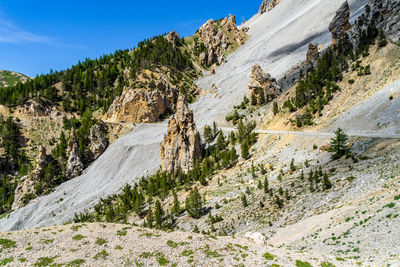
[164,31,180,47]
[12,145,53,210]
[198,15,246,66]
[89,123,108,160]
[66,130,84,179]
[11,176,35,211]
[104,78,178,123]
[259,0,282,15]
[248,64,281,102]
[160,95,202,174]
[329,1,351,44]
[367,0,400,43]
[306,43,320,64]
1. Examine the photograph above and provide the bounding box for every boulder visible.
[245,232,267,245]
[160,95,202,174]
[329,1,351,44]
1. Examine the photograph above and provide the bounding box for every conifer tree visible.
[154,200,163,228]
[185,188,202,219]
[172,191,180,216]
[329,128,349,159]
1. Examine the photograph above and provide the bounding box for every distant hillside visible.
[0,70,30,87]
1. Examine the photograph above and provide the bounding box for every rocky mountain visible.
[1,0,400,266]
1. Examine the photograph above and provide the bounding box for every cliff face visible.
[329,1,351,44]
[160,95,202,174]
[104,74,178,124]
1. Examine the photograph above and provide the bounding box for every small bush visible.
[263,252,275,260]
[93,250,109,260]
[95,238,107,245]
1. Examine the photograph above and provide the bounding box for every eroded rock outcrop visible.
[160,95,202,174]
[329,1,351,44]
[248,64,281,103]
[165,31,180,47]
[12,145,53,210]
[66,129,84,179]
[104,78,178,123]
[306,43,320,64]
[89,123,108,160]
[259,0,282,15]
[197,15,247,66]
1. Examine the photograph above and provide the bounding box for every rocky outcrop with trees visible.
[248,64,281,105]
[195,15,248,67]
[329,1,351,44]
[160,95,202,174]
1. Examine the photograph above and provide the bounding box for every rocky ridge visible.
[329,1,351,44]
[258,0,282,15]
[160,95,202,174]
[197,15,248,67]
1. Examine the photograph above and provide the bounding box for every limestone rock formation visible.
[12,145,53,210]
[66,130,84,179]
[160,95,202,174]
[164,31,180,47]
[11,176,35,211]
[197,15,247,66]
[14,99,61,118]
[259,0,282,15]
[248,64,281,102]
[89,123,109,160]
[329,1,350,44]
[104,78,178,123]
[306,43,320,64]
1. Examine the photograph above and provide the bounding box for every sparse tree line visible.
[72,120,258,230]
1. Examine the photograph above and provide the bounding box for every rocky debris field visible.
[0,222,345,266]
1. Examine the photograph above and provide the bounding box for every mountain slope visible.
[0,0,371,231]
[0,70,30,88]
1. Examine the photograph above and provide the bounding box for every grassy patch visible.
[321,262,336,267]
[93,250,109,260]
[95,238,107,245]
[296,260,312,267]
[66,259,85,266]
[19,258,27,263]
[0,258,13,266]
[117,229,127,236]
[42,238,54,244]
[34,256,57,266]
[72,234,86,241]
[156,253,170,266]
[115,245,123,250]
[166,240,178,248]
[263,252,275,260]
[181,249,194,257]
[0,238,16,249]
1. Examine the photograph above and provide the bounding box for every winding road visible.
[219,127,400,139]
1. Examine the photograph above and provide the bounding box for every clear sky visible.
[0,0,260,77]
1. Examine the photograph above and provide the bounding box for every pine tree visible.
[241,194,248,207]
[263,177,269,194]
[172,191,180,216]
[329,128,349,159]
[290,158,296,171]
[323,173,332,190]
[241,141,249,159]
[273,102,279,115]
[154,200,164,228]
[203,125,214,144]
[185,188,202,219]
[216,132,226,152]
[146,209,154,228]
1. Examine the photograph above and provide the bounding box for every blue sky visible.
[0,0,260,77]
